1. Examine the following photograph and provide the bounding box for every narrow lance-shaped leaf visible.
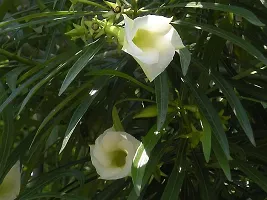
[59,39,104,95]
[0,82,15,182]
[112,106,124,132]
[193,152,214,200]
[212,137,231,180]
[0,11,96,29]
[161,139,187,200]
[177,47,191,76]
[173,20,267,66]
[127,140,171,200]
[5,66,29,92]
[18,56,76,115]
[59,86,102,154]
[133,105,176,119]
[21,193,88,200]
[86,69,154,93]
[171,2,264,26]
[18,169,85,199]
[37,81,93,134]
[131,124,161,196]
[193,59,255,146]
[200,114,211,163]
[154,71,169,131]
[94,179,129,200]
[0,134,34,183]
[0,52,72,114]
[178,71,230,159]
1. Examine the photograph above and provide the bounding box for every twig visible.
[0,48,39,66]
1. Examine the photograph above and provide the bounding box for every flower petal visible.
[165,26,185,50]
[133,15,172,34]
[120,132,141,151]
[122,14,135,41]
[99,166,127,180]
[136,43,175,81]
[93,158,122,180]
[0,161,21,200]
[133,49,159,65]
[123,34,159,65]
[122,15,159,65]
[90,145,111,167]
[101,131,123,152]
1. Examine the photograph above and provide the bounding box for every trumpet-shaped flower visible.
[90,128,140,180]
[122,14,186,81]
[0,161,21,200]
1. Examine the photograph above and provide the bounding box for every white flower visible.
[0,161,21,200]
[90,128,140,180]
[122,14,185,81]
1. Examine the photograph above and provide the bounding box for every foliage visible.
[1,0,267,199]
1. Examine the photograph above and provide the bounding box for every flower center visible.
[132,29,159,50]
[91,22,99,31]
[110,149,127,168]
[113,6,121,13]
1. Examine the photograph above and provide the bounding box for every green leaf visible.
[200,114,211,163]
[0,16,80,35]
[247,149,267,164]
[232,159,267,193]
[128,141,172,200]
[59,86,102,153]
[133,105,158,118]
[19,169,85,199]
[25,95,88,185]
[0,11,96,29]
[131,124,161,196]
[171,2,264,26]
[59,39,104,95]
[18,54,77,115]
[0,0,15,21]
[177,47,191,76]
[193,152,214,200]
[94,179,129,200]
[173,20,267,66]
[0,53,72,114]
[21,193,87,200]
[133,105,176,119]
[0,133,34,183]
[179,72,230,159]
[36,81,93,134]
[112,106,124,131]
[154,71,169,131]
[5,66,29,91]
[86,69,154,93]
[193,59,255,146]
[0,82,14,182]
[212,137,231,180]
[160,139,187,200]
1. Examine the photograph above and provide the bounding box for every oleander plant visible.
[1,0,267,199]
